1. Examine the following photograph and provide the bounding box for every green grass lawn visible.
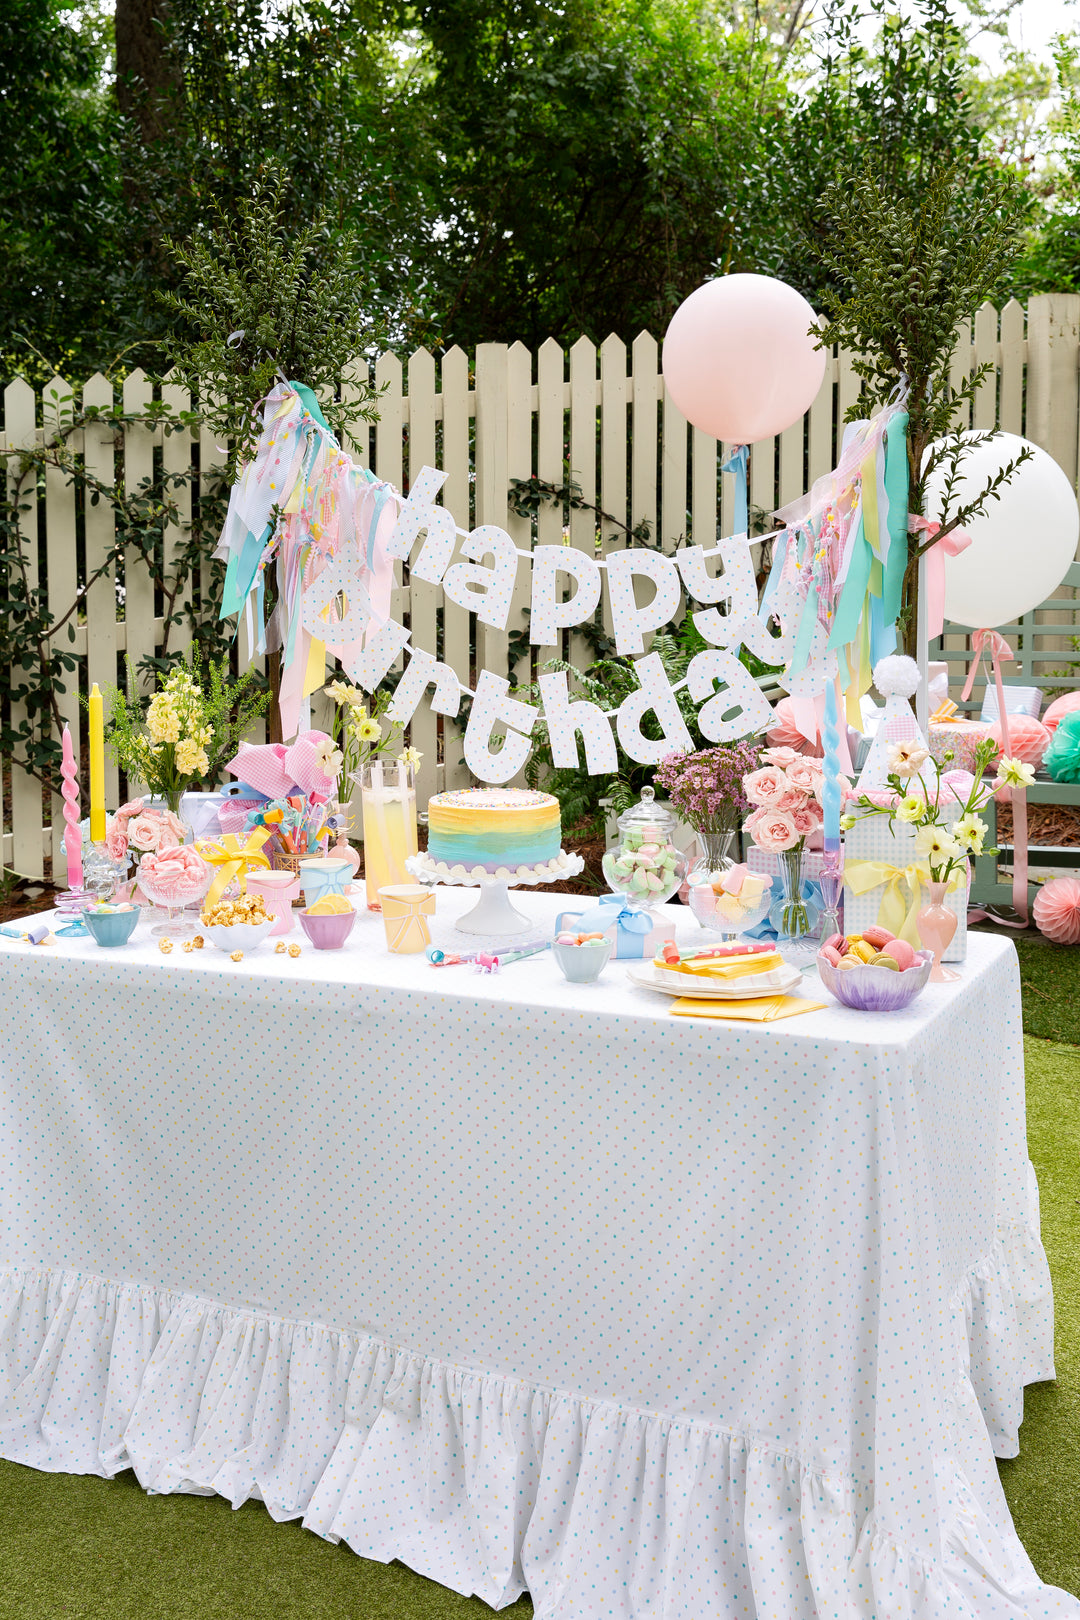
[998,1035,1080,1597]
[1,951,1078,1616]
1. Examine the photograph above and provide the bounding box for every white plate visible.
[625,960,803,1000]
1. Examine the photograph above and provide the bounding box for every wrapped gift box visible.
[842,809,968,962]
[555,899,676,960]
[929,719,993,774]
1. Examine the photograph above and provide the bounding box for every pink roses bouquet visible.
[104,799,186,863]
[741,747,827,854]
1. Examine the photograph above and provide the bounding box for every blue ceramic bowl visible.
[816,949,933,1011]
[84,908,141,948]
[552,937,613,984]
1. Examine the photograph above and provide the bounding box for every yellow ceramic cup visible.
[378,884,435,953]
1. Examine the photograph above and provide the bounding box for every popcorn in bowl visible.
[200,892,276,952]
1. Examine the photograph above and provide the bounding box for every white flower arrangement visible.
[852,733,1018,883]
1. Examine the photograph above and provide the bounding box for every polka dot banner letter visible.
[615,652,694,763]
[463,671,538,782]
[529,547,603,646]
[605,550,683,657]
[441,526,519,631]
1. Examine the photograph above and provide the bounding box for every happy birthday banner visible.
[215,383,906,781]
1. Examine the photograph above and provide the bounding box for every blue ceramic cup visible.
[84,908,141,947]
[298,857,354,910]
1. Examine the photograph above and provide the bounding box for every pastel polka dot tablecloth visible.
[0,893,1075,1619]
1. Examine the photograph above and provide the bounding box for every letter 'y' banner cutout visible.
[215,382,907,777]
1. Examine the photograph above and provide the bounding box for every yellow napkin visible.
[669,994,826,1022]
[663,951,783,980]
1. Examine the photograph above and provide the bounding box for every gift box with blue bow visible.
[554,896,676,960]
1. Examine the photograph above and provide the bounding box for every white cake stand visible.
[405,850,585,936]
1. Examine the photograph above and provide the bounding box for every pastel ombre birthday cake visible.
[427,788,562,874]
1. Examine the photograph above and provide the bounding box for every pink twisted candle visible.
[60,724,83,888]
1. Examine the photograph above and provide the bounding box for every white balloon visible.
[925,432,1078,630]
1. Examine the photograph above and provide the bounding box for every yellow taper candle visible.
[88,683,106,842]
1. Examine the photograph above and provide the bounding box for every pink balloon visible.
[662,275,827,443]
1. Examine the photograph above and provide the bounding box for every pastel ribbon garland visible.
[844,858,966,946]
[196,829,273,909]
[960,628,1029,927]
[909,516,973,641]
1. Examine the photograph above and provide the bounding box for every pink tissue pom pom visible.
[1042,692,1080,734]
[989,714,1050,769]
[766,698,823,758]
[1033,877,1080,945]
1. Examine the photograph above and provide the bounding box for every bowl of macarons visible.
[816,925,934,1012]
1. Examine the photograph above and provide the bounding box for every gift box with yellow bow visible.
[842,809,968,962]
[195,828,273,911]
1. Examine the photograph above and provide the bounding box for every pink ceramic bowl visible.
[299,909,357,950]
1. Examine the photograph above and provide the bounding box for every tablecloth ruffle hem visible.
[1,1241,1072,1620]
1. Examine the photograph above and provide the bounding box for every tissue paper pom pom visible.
[989,714,1050,769]
[766,697,823,757]
[1044,709,1080,783]
[872,655,921,699]
[1033,877,1080,945]
[1042,692,1080,734]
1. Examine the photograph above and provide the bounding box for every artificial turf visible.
[0,1035,1077,1615]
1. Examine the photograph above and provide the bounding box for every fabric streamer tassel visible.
[765,396,909,740]
[213,381,401,742]
[961,629,1030,927]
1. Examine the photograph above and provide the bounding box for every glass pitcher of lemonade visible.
[359,761,418,910]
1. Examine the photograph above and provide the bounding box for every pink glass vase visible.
[917,879,959,983]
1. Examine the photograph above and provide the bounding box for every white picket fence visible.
[4,294,1080,880]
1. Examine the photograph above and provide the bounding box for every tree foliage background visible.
[1,0,1078,385]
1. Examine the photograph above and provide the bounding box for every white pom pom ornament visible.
[857,656,929,793]
[872,655,921,700]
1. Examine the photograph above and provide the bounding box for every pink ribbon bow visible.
[909,516,973,641]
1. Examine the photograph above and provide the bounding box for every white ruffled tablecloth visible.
[0,892,1074,1618]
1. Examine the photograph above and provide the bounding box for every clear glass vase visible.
[768,842,821,965]
[689,828,736,879]
[359,761,418,911]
